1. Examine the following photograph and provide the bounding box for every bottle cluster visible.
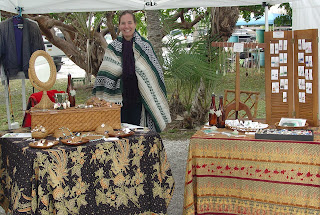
[208,94,225,128]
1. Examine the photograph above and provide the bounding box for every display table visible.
[0,131,174,214]
[183,128,320,215]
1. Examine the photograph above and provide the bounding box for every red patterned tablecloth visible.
[183,128,320,215]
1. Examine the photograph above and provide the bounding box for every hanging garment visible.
[0,17,45,80]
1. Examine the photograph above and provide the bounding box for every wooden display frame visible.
[294,29,318,126]
[265,29,318,126]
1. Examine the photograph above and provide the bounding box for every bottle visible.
[66,73,76,107]
[217,96,225,128]
[209,94,217,126]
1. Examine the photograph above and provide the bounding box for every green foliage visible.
[274,3,292,26]
[134,12,147,37]
[160,8,207,35]
[163,31,220,111]
[279,3,292,16]
[239,3,292,27]
[274,15,292,26]
[239,5,266,22]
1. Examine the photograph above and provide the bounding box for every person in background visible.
[93,10,171,132]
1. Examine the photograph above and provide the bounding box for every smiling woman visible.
[119,12,137,41]
[93,10,171,132]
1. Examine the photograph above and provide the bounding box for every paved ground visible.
[56,57,86,80]
[163,139,189,215]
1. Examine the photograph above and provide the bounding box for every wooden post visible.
[211,42,266,120]
[235,52,240,112]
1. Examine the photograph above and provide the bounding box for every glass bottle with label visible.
[217,96,225,128]
[209,94,217,126]
[66,73,76,107]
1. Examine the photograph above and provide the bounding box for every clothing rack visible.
[2,72,26,130]
[2,7,26,130]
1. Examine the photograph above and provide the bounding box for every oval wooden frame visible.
[28,50,56,92]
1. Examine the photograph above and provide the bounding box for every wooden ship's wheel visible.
[211,42,266,120]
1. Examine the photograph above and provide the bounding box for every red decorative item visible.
[22,90,65,127]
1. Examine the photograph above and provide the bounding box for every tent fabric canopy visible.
[1,0,296,14]
[236,13,281,26]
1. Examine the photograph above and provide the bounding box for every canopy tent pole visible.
[263,2,269,32]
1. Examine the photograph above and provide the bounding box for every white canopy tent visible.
[1,0,296,14]
[0,0,318,129]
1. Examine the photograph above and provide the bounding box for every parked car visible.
[231,28,256,43]
[43,32,65,72]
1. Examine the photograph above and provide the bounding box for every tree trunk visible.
[189,78,208,126]
[31,15,106,78]
[211,7,239,41]
[145,10,163,63]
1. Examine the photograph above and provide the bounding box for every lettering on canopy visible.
[145,1,157,6]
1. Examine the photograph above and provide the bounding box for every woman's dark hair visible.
[119,10,136,24]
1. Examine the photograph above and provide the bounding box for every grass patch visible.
[0,78,94,131]
[161,128,196,140]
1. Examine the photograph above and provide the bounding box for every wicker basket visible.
[31,105,121,134]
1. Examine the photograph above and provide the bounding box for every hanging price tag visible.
[233,43,244,53]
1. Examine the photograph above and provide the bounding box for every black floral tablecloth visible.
[0,131,174,214]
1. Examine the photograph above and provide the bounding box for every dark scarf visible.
[121,38,140,104]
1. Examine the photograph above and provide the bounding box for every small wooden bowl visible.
[95,124,113,135]
[54,128,73,139]
[108,130,134,138]
[29,139,59,149]
[61,137,89,146]
[31,131,48,139]
[275,122,309,130]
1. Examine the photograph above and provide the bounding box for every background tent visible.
[0,0,298,14]
[292,0,320,115]
[236,13,281,26]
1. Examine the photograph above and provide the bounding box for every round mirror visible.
[28,50,57,109]
[29,50,56,91]
[35,56,51,82]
